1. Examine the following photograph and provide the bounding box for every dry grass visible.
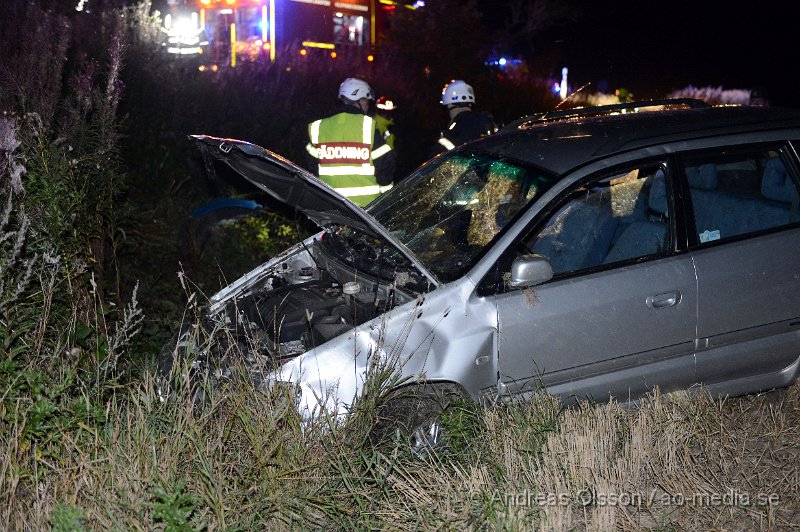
[1,365,798,530]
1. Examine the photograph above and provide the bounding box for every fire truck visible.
[165,0,393,67]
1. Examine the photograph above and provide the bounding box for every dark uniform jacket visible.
[435,109,498,155]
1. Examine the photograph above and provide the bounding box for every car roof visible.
[478,103,800,176]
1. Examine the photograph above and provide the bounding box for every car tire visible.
[372,382,465,456]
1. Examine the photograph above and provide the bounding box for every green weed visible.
[49,503,87,532]
[148,481,201,532]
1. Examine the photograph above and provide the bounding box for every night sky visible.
[478,1,799,107]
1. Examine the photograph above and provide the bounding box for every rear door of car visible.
[681,142,800,393]
[486,159,699,402]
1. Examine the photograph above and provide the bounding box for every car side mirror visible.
[509,254,553,288]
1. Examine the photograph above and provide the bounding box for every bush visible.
[1,7,144,524]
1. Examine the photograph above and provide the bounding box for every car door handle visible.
[646,291,681,309]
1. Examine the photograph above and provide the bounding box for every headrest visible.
[761,157,795,203]
[685,163,718,190]
[648,168,668,214]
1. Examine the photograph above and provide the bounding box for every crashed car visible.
[161,99,800,448]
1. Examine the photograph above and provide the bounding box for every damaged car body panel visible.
[167,103,800,425]
[178,134,552,418]
[272,280,499,418]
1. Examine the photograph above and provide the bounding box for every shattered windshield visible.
[368,152,558,281]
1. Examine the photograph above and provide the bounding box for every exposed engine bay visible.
[206,227,430,371]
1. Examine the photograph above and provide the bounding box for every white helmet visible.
[339,77,375,102]
[441,80,475,106]
[376,96,396,111]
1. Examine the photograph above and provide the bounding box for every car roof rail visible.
[504,98,710,131]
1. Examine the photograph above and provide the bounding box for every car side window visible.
[516,164,671,279]
[682,149,800,245]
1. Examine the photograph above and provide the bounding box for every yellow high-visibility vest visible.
[306,112,393,206]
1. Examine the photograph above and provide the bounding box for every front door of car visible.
[680,147,800,391]
[489,163,698,403]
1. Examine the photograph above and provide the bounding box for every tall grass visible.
[2,337,797,529]
[667,85,752,106]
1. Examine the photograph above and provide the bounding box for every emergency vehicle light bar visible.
[302,41,336,49]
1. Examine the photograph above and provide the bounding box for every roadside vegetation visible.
[1,346,797,529]
[1,0,795,529]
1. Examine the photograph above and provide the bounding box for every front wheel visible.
[372,383,466,456]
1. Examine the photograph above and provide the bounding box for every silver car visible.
[162,100,800,446]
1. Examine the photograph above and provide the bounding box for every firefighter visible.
[435,80,497,154]
[305,78,395,207]
[373,96,396,149]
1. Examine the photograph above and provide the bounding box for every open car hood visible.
[189,135,438,285]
